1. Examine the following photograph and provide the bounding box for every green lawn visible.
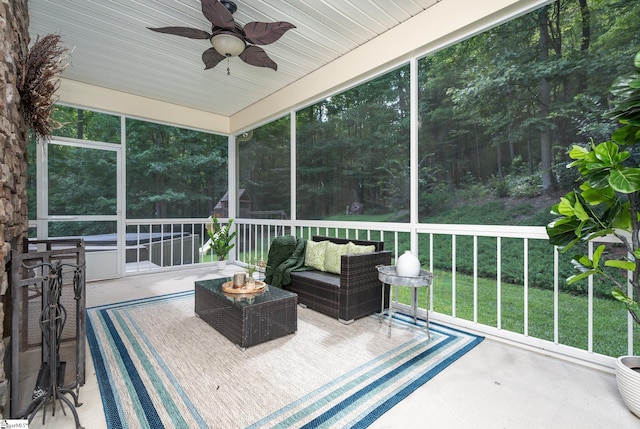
[395,269,639,358]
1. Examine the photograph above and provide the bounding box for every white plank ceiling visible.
[28,0,439,117]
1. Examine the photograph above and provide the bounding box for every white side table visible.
[377,265,433,338]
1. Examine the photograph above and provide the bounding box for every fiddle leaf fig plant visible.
[546,50,640,326]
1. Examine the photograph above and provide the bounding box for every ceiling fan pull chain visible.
[226,56,231,75]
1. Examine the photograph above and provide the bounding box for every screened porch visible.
[22,0,640,425]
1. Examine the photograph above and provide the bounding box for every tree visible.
[126,119,227,218]
[296,65,410,219]
[539,5,554,192]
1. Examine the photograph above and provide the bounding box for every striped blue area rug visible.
[87,291,483,428]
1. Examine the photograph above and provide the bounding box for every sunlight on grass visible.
[395,269,638,357]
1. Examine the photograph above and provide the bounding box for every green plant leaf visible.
[547,215,575,229]
[609,166,640,193]
[605,259,636,271]
[567,270,596,284]
[549,50,640,320]
[208,217,237,259]
[573,198,589,220]
[612,288,640,315]
[612,288,630,302]
[611,124,640,146]
[556,195,577,216]
[568,144,589,160]
[593,141,619,164]
[592,244,605,267]
[546,216,584,250]
[583,228,615,241]
[580,186,615,205]
[572,254,595,269]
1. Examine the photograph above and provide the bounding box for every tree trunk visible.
[539,6,554,192]
[576,0,591,96]
[508,132,515,167]
[496,142,503,180]
[578,0,591,53]
[528,138,534,175]
[77,109,84,140]
[475,126,481,177]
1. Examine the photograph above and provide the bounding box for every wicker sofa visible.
[285,236,391,324]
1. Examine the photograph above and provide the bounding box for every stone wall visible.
[0,0,30,418]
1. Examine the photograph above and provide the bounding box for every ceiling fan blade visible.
[202,0,235,31]
[202,47,226,69]
[239,45,277,71]
[243,21,296,45]
[148,26,211,39]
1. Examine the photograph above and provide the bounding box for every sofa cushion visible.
[346,241,376,255]
[305,240,329,271]
[324,242,348,274]
[289,270,341,288]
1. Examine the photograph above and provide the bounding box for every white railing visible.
[123,217,631,368]
[123,219,211,272]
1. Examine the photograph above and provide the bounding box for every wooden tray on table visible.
[222,280,266,295]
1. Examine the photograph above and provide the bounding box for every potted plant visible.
[245,258,266,285]
[207,217,237,269]
[546,50,640,417]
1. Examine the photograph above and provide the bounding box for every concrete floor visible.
[26,265,640,429]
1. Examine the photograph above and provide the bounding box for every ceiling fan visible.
[148,0,295,74]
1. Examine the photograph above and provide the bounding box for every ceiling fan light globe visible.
[211,33,245,57]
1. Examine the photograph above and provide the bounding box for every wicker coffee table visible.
[194,278,298,349]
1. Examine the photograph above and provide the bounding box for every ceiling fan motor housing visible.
[220,0,237,15]
[211,22,246,38]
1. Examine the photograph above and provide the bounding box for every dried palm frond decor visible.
[18,34,68,140]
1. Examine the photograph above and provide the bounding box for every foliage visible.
[417,0,640,216]
[33,1,640,228]
[414,193,628,300]
[52,105,121,142]
[207,218,237,261]
[238,117,291,219]
[126,119,228,218]
[246,258,266,279]
[296,65,410,219]
[546,50,640,326]
[44,107,228,229]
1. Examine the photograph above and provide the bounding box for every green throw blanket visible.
[265,236,307,288]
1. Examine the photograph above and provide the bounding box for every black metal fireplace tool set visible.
[19,260,85,429]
